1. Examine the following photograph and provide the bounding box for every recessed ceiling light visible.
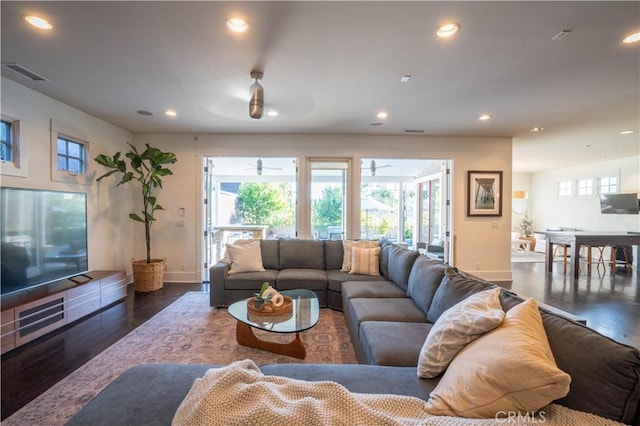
[226,18,248,33]
[267,110,279,117]
[478,114,492,121]
[619,130,634,134]
[376,112,389,119]
[530,127,544,132]
[436,22,460,38]
[136,110,153,116]
[23,15,53,30]
[400,75,411,83]
[165,109,177,117]
[622,32,640,44]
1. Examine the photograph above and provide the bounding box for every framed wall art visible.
[467,170,502,217]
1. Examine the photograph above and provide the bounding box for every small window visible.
[577,179,593,196]
[57,136,85,174]
[1,120,14,162]
[558,181,572,197]
[600,177,617,194]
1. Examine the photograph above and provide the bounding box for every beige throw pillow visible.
[349,247,380,276]
[417,288,504,379]
[226,240,265,275]
[425,298,571,418]
[341,240,380,272]
[221,239,259,264]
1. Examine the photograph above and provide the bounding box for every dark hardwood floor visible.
[506,260,639,349]
[1,283,205,420]
[1,262,638,420]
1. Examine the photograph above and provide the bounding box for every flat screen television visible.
[1,187,88,295]
[599,192,640,215]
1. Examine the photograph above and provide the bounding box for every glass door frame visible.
[299,157,355,239]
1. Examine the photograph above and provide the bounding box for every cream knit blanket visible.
[172,360,622,426]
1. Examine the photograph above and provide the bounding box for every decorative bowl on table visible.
[247,295,293,316]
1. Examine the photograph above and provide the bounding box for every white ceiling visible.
[1,1,638,173]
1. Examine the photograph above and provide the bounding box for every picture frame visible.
[467,170,502,217]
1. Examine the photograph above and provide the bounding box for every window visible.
[57,136,85,174]
[600,177,617,194]
[577,179,593,196]
[558,181,572,197]
[1,120,14,162]
[50,130,91,185]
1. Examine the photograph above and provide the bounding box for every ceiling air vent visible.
[2,63,49,81]
[404,129,424,133]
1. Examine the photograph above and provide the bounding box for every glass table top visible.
[227,289,319,333]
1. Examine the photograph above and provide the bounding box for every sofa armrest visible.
[210,261,230,307]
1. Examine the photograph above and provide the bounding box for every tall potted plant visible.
[94,143,177,292]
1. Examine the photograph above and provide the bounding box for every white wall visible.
[1,77,135,274]
[134,133,514,283]
[529,156,640,232]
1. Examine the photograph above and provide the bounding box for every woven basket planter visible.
[131,258,165,292]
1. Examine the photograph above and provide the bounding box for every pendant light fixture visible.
[249,71,264,119]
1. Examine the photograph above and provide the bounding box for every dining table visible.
[545,230,640,278]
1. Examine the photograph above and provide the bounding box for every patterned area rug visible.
[4,292,357,425]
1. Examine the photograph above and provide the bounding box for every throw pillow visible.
[349,247,380,276]
[341,240,380,272]
[226,240,265,275]
[417,287,504,379]
[425,298,571,418]
[221,239,258,264]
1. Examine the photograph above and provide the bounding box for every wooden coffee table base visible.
[235,321,306,359]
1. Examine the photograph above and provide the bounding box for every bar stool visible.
[552,244,570,274]
[610,246,632,272]
[579,245,606,275]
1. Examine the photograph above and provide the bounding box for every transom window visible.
[1,120,13,162]
[576,179,593,196]
[599,177,617,194]
[57,136,85,174]
[558,181,572,197]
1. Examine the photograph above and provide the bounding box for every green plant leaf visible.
[259,282,269,296]
[129,213,144,223]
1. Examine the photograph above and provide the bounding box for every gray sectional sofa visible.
[209,238,397,309]
[69,239,640,425]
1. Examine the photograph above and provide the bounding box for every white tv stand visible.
[1,270,127,354]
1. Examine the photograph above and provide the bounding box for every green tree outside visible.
[313,186,342,230]
[236,182,292,227]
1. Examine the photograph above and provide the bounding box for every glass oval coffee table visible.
[227,289,319,359]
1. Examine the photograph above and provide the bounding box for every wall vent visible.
[2,63,49,81]
[404,129,424,133]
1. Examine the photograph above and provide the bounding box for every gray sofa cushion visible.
[262,363,438,399]
[260,239,280,270]
[67,363,213,426]
[406,256,448,315]
[359,321,432,366]
[69,363,440,426]
[387,245,420,292]
[379,239,393,278]
[324,240,344,270]
[279,239,325,269]
[341,280,406,300]
[276,268,328,290]
[426,268,495,323]
[326,270,388,292]
[348,298,427,325]
[224,270,278,290]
